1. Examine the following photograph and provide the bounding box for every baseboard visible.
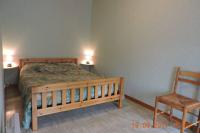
[124,94,196,130]
[125,95,155,111]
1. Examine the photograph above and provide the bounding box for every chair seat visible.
[157,93,200,110]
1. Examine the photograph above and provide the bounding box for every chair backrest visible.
[173,67,200,93]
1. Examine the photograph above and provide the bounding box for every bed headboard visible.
[19,58,78,69]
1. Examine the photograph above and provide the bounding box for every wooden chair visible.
[153,67,200,133]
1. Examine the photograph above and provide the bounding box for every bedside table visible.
[4,66,19,87]
[80,64,95,73]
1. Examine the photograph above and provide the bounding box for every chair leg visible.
[153,98,158,128]
[169,106,173,121]
[181,108,187,133]
[196,109,200,133]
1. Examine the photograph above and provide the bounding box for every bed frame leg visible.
[118,99,123,109]
[32,116,38,131]
[32,93,38,131]
[118,77,124,109]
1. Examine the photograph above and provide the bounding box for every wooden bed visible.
[19,58,124,131]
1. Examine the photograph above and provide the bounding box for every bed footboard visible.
[31,77,124,131]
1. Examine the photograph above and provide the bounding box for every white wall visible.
[92,0,200,107]
[1,0,93,61]
[1,0,200,124]
[0,0,92,131]
[0,28,5,133]
[0,2,5,132]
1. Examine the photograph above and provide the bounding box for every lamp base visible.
[86,61,90,65]
[7,63,12,67]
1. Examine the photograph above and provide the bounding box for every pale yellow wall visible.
[1,0,93,62]
[92,0,200,108]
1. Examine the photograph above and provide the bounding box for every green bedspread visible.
[19,63,110,129]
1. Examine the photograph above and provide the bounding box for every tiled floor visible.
[6,86,192,133]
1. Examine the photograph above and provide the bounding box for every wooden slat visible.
[95,85,98,99]
[179,71,200,79]
[88,87,91,100]
[108,83,112,97]
[32,77,122,93]
[80,88,83,102]
[62,89,66,105]
[71,89,75,103]
[102,84,105,98]
[32,81,88,93]
[42,92,47,109]
[88,77,120,86]
[114,82,119,96]
[20,58,78,70]
[31,76,124,131]
[185,120,200,129]
[52,91,57,107]
[178,78,200,86]
[37,95,120,116]
[173,67,181,93]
